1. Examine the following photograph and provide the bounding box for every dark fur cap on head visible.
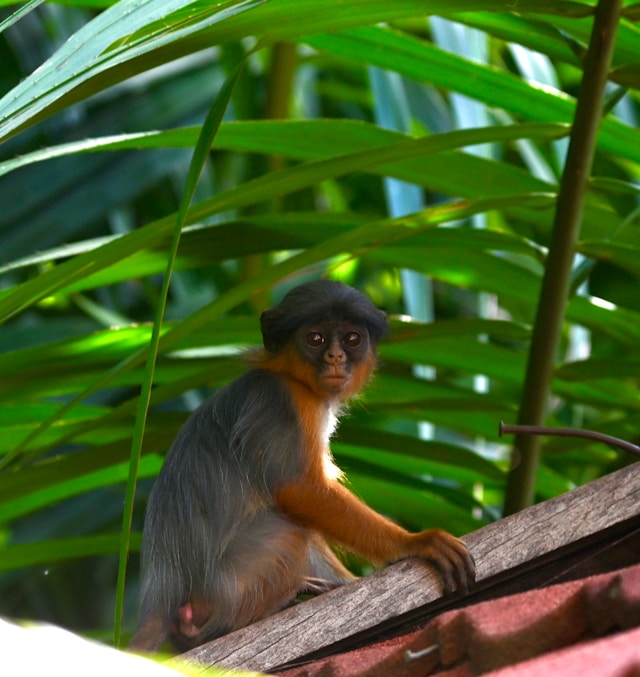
[260,280,388,353]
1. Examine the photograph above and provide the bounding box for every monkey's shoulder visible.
[171,369,299,450]
[160,369,305,491]
[195,368,302,455]
[208,368,305,485]
[211,368,298,424]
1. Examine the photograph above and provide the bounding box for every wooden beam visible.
[176,462,640,674]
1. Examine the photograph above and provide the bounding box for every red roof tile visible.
[486,627,640,677]
[278,563,640,677]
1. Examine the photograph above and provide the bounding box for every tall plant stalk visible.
[503,0,623,515]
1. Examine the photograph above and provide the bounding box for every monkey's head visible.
[260,280,388,397]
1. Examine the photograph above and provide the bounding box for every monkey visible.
[129,279,475,652]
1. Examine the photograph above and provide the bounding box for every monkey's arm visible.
[275,477,474,594]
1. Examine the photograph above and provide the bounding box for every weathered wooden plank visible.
[465,460,640,576]
[177,462,640,674]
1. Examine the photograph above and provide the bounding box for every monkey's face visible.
[295,321,372,395]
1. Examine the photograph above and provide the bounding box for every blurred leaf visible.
[0,534,142,571]
[0,0,593,142]
[348,472,483,535]
[567,295,640,346]
[0,455,163,523]
[557,358,640,380]
[306,27,640,164]
[336,427,503,478]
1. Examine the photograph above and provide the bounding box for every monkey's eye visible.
[306,332,325,347]
[343,332,362,348]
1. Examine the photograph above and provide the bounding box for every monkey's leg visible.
[301,533,356,594]
[172,513,315,649]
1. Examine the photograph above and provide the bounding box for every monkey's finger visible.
[431,538,475,595]
[406,529,475,595]
[450,547,476,594]
[450,538,476,591]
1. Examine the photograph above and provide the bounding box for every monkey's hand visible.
[402,529,475,595]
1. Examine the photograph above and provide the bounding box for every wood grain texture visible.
[177,462,640,674]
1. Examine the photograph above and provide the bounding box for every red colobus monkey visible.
[130,280,474,651]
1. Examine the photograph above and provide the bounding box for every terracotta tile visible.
[276,563,640,677]
[483,626,640,677]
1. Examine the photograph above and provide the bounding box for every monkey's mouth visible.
[321,367,351,390]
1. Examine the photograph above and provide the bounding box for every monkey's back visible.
[138,369,306,623]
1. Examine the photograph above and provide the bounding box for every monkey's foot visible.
[299,576,346,596]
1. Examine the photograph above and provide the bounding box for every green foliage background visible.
[0,0,638,645]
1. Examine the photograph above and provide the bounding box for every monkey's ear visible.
[364,307,388,345]
[260,307,288,353]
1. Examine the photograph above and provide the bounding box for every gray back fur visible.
[138,369,305,624]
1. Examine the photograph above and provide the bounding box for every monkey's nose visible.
[325,350,346,364]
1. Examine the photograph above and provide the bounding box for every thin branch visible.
[500,422,640,458]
